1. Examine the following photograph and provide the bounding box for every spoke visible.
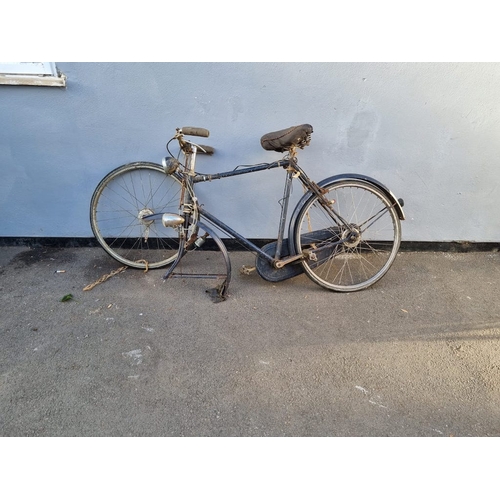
[99,185,143,218]
[359,204,394,232]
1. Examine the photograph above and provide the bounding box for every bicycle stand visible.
[163,221,232,302]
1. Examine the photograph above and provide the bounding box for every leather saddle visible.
[260,124,313,152]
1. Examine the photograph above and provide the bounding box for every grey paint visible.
[1,62,499,241]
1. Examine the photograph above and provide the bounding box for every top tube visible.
[192,159,291,183]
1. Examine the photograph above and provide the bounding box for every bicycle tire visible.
[90,162,187,269]
[293,179,401,291]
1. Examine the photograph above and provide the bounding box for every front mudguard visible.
[287,173,405,255]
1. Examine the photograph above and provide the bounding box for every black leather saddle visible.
[260,124,313,152]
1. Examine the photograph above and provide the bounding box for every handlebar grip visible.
[181,127,210,138]
[197,145,215,155]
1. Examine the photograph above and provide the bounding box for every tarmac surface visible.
[1,245,499,436]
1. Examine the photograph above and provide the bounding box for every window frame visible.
[0,62,66,87]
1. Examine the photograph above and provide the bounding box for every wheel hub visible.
[138,208,154,226]
[342,226,361,248]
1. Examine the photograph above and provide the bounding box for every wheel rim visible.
[90,163,187,268]
[295,181,401,291]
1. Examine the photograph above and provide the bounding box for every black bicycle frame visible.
[157,150,355,301]
[192,159,290,184]
[198,207,275,264]
[188,158,347,265]
[190,159,300,263]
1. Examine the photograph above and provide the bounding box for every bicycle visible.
[90,124,405,301]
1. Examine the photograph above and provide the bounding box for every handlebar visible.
[180,127,210,138]
[174,127,214,155]
[197,145,214,155]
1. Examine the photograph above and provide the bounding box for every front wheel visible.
[90,162,187,269]
[293,180,401,291]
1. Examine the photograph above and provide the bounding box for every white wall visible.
[1,62,499,241]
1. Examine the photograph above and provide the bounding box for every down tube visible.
[198,207,275,264]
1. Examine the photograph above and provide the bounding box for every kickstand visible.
[164,221,232,302]
[206,280,229,303]
[199,221,232,302]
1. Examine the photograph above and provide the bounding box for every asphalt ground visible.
[1,245,500,437]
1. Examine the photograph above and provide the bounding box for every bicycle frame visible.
[171,147,342,268]
[193,160,294,264]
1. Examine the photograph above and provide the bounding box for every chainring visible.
[255,240,304,282]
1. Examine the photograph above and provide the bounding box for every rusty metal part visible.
[274,253,305,269]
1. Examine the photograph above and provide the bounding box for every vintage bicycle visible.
[90,124,405,300]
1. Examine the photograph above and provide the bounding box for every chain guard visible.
[255,240,304,282]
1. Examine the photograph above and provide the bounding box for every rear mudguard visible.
[287,173,405,255]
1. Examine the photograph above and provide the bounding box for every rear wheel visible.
[293,180,401,291]
[90,162,186,268]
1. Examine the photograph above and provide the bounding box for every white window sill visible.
[0,72,66,87]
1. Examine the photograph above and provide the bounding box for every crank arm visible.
[274,253,305,269]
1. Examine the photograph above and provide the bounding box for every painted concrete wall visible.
[1,62,499,241]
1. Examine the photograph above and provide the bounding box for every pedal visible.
[240,265,256,275]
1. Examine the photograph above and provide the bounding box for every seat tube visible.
[275,169,294,260]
